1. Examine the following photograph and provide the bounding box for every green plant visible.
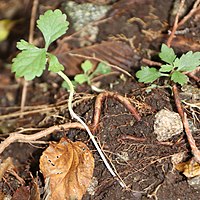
[136,44,200,86]
[62,59,111,90]
[11,9,118,182]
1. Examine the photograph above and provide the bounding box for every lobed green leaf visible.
[159,44,176,64]
[37,9,69,50]
[12,48,46,80]
[17,39,37,50]
[74,74,89,84]
[159,64,174,72]
[81,60,93,74]
[177,51,200,72]
[93,62,111,76]
[136,66,162,83]
[171,71,188,85]
[48,53,64,73]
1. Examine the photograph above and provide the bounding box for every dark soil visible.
[0,0,200,200]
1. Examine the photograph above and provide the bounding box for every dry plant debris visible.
[0,157,15,180]
[40,137,94,200]
[175,159,200,178]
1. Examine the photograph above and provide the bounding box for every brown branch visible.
[186,66,200,82]
[183,113,200,163]
[167,0,200,47]
[119,134,146,142]
[172,85,184,119]
[178,0,200,27]
[167,0,185,47]
[92,91,141,132]
[0,123,84,154]
[172,84,200,163]
[141,58,162,67]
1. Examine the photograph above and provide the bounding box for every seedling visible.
[136,44,200,86]
[11,9,121,185]
[62,59,111,90]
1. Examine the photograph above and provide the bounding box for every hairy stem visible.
[57,71,125,187]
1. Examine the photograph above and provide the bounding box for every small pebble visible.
[154,109,183,141]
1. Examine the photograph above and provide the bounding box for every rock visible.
[188,176,200,190]
[63,1,111,31]
[154,109,183,141]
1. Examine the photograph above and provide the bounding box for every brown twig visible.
[0,94,95,120]
[167,0,200,47]
[172,85,184,118]
[0,123,84,154]
[183,112,200,163]
[92,91,141,132]
[172,85,200,163]
[68,53,133,78]
[20,0,39,116]
[186,66,200,82]
[167,0,185,47]
[119,135,146,142]
[178,0,200,27]
[141,58,162,67]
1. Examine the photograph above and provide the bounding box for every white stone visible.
[154,109,183,141]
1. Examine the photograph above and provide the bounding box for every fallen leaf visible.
[40,137,94,200]
[0,157,15,180]
[55,41,135,76]
[30,178,40,200]
[0,191,5,200]
[176,159,200,178]
[12,186,30,200]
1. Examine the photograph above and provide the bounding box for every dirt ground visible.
[0,0,200,199]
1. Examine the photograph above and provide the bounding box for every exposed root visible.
[0,123,84,154]
[172,85,200,164]
[92,91,141,132]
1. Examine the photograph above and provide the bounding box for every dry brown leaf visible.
[40,137,94,200]
[0,191,5,200]
[176,159,200,178]
[55,41,135,76]
[0,157,15,180]
[30,178,40,200]
[12,186,30,200]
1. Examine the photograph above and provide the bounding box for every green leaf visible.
[171,71,188,85]
[37,9,69,49]
[159,44,176,64]
[173,57,180,68]
[136,66,162,83]
[177,51,200,72]
[74,74,89,84]
[159,64,174,72]
[12,48,46,80]
[81,60,93,74]
[62,80,77,91]
[93,62,111,75]
[48,53,64,72]
[145,84,158,93]
[16,39,37,50]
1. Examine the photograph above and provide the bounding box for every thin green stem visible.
[160,73,170,77]
[57,71,125,187]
